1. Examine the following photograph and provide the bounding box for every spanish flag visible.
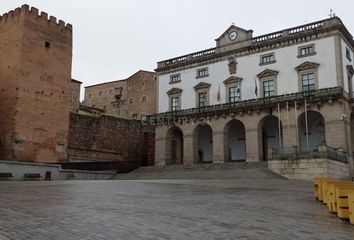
[217,84,221,103]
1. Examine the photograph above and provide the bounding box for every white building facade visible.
[153,17,354,178]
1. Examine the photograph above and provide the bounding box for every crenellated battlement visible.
[0,4,72,32]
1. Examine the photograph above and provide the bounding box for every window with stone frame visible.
[198,92,208,107]
[167,88,183,112]
[263,80,274,97]
[196,67,209,78]
[171,97,180,111]
[298,44,316,58]
[346,47,352,62]
[301,73,316,92]
[259,53,276,66]
[257,69,278,98]
[170,74,181,84]
[228,86,240,102]
[193,82,211,108]
[295,61,320,93]
[223,76,242,103]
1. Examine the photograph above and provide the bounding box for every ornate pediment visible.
[167,88,182,95]
[194,82,211,90]
[215,25,253,48]
[257,69,279,78]
[347,65,354,77]
[223,76,243,85]
[295,61,320,71]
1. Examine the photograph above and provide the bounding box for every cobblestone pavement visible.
[0,179,354,240]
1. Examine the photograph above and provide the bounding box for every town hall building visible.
[154,17,354,178]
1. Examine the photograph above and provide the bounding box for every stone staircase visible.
[112,162,284,180]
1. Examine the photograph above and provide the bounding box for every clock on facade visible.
[228,31,238,41]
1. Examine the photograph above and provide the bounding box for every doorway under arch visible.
[298,110,325,152]
[166,127,184,165]
[259,115,283,161]
[224,119,246,161]
[193,124,213,163]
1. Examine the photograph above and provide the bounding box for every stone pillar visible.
[155,137,166,166]
[154,126,168,166]
[213,131,225,164]
[183,134,194,165]
[245,129,260,162]
[325,120,347,150]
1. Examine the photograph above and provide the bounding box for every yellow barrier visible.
[349,192,354,224]
[322,180,343,204]
[335,186,354,219]
[313,178,333,201]
[327,182,354,213]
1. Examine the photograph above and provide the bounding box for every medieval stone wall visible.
[68,113,155,165]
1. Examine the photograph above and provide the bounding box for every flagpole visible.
[277,103,282,150]
[304,99,309,152]
[286,102,289,128]
[295,101,299,150]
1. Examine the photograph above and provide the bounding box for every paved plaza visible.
[0,179,354,239]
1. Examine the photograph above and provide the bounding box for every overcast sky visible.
[1,0,354,91]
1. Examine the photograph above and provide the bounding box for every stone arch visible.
[224,119,246,162]
[193,123,213,163]
[258,115,283,161]
[166,126,184,165]
[297,110,325,152]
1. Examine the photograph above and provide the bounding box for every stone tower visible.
[0,5,72,163]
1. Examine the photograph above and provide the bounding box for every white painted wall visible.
[158,37,337,113]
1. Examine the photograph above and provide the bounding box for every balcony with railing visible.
[149,87,346,122]
[269,145,348,163]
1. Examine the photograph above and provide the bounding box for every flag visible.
[255,78,258,97]
[217,84,221,102]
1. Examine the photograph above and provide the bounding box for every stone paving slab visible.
[0,179,354,239]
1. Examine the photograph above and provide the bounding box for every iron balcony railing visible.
[270,145,348,163]
[148,87,347,122]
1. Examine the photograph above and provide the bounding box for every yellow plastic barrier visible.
[314,178,334,202]
[327,181,353,213]
[335,186,354,219]
[322,180,343,204]
[349,191,354,224]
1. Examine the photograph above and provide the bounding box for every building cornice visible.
[156,17,354,75]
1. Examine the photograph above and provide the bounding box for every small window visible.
[171,97,180,111]
[130,98,133,104]
[99,91,102,96]
[142,96,147,103]
[198,92,208,107]
[263,80,274,97]
[260,53,275,65]
[196,68,209,78]
[298,44,315,57]
[45,41,51,48]
[170,74,181,84]
[346,47,352,62]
